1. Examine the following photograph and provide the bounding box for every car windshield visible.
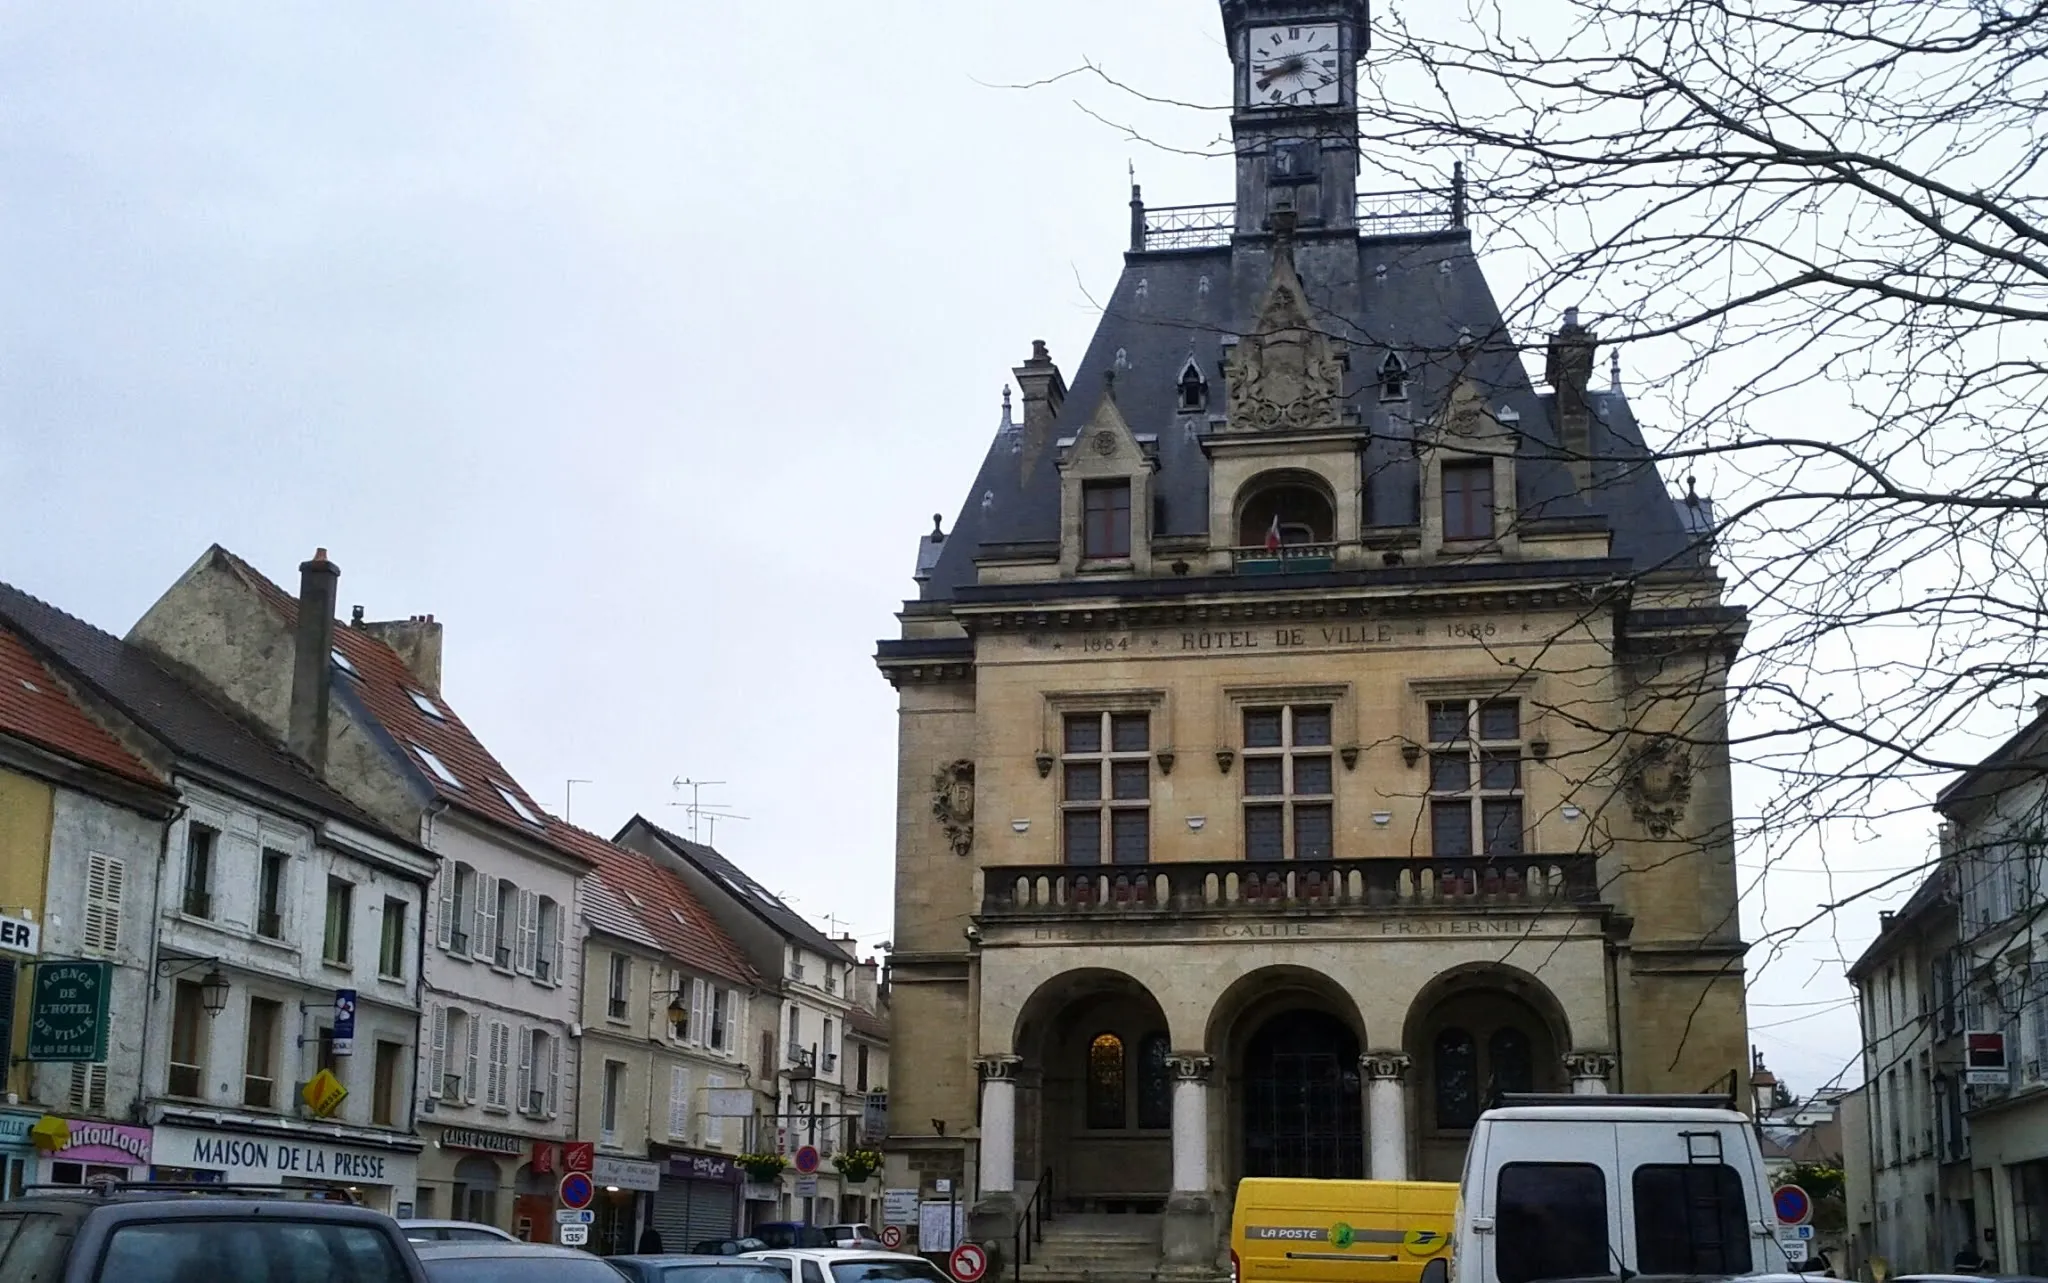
[657,1267,790,1283]
[99,1221,410,1283]
[422,1256,629,1283]
[828,1261,951,1283]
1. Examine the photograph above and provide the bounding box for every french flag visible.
[1264,513,1283,553]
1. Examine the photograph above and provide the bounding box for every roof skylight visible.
[494,784,542,826]
[410,743,461,789]
[330,648,357,675]
[670,909,687,928]
[409,690,446,720]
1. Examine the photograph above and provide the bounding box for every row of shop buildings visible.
[0,547,887,1249]
[1842,698,2048,1276]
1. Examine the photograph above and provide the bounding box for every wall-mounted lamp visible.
[199,966,231,1016]
[1561,804,1583,822]
[1371,812,1392,827]
[1186,817,1206,832]
[1010,819,1030,834]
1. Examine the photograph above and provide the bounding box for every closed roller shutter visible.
[685,1181,738,1244]
[651,1178,695,1248]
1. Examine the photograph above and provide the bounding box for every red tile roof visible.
[0,627,165,788]
[211,547,566,848]
[548,819,758,986]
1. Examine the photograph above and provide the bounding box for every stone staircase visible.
[1015,1213,1165,1283]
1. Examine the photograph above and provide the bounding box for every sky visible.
[0,0,1929,1095]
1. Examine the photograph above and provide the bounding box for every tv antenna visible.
[670,777,749,845]
[564,779,593,823]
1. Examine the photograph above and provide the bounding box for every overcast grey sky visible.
[1,0,1905,1093]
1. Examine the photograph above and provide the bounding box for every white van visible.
[1452,1094,1805,1283]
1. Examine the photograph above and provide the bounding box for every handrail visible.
[1012,1165,1055,1281]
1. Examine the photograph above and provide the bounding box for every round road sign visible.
[794,1145,821,1174]
[1773,1184,1813,1226]
[949,1243,989,1283]
[879,1226,905,1250]
[559,1171,595,1210]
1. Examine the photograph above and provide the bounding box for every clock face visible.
[1247,24,1342,108]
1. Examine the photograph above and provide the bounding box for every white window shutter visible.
[547,1033,561,1116]
[437,868,457,949]
[704,1073,724,1144]
[473,876,495,963]
[429,1005,448,1097]
[464,1013,480,1102]
[669,1066,691,1139]
[84,854,124,956]
[518,891,539,974]
[550,905,565,985]
[668,970,684,1039]
[690,980,706,1046]
[517,1027,533,1111]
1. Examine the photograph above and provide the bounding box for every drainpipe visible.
[133,799,189,1125]
[408,798,450,1140]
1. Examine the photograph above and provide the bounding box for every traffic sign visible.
[1773,1184,1813,1226]
[949,1243,988,1283]
[555,1209,595,1225]
[879,1226,905,1250]
[559,1171,595,1210]
[794,1145,821,1174]
[795,1176,819,1197]
[559,1224,590,1247]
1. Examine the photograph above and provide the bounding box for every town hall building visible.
[875,0,1749,1270]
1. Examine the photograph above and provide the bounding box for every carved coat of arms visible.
[931,759,975,857]
[1623,737,1693,837]
[1224,244,1344,433]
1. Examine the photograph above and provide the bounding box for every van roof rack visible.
[21,1182,362,1201]
[1494,1092,1738,1110]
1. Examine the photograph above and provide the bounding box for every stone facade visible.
[876,0,1749,1267]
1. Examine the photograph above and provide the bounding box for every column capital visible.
[1563,1050,1615,1084]
[1361,1050,1412,1082]
[976,1054,1025,1081]
[1166,1053,1214,1083]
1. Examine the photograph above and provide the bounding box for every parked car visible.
[749,1224,833,1250]
[818,1227,884,1250]
[744,1248,950,1283]
[399,1220,521,1245]
[693,1239,769,1257]
[609,1255,792,1283]
[0,1186,429,1283]
[412,1242,625,1283]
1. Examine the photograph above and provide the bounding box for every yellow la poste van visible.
[1231,1178,1458,1283]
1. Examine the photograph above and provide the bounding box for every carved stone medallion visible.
[931,759,976,857]
[1092,429,1118,456]
[1623,736,1693,837]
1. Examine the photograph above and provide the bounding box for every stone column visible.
[1564,1051,1615,1094]
[975,1055,1023,1194]
[1161,1054,1217,1273]
[1362,1052,1412,1182]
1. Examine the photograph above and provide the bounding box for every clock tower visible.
[1222,0,1371,235]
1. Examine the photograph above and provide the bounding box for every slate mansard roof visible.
[919,228,1709,602]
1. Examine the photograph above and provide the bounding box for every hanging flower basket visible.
[738,1152,790,1182]
[831,1148,884,1184]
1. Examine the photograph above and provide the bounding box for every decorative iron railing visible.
[981,855,1599,916]
[1130,165,1467,251]
[1231,542,1339,573]
[1141,202,1236,251]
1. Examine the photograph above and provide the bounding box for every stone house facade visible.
[874,0,1749,1268]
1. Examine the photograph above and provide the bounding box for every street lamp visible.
[200,966,231,1016]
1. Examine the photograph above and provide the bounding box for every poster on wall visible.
[27,962,110,1062]
[918,1202,965,1253]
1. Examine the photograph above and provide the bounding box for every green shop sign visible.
[28,962,111,1062]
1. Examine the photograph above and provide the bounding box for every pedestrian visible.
[638,1225,665,1254]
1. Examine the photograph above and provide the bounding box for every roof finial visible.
[1002,384,1013,420]
[931,513,946,541]
[1609,348,1622,392]
[1686,473,1700,507]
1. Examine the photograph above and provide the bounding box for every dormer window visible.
[1442,461,1495,540]
[1378,352,1409,402]
[1083,481,1132,559]
[1176,359,1209,413]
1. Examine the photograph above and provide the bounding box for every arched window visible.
[1378,352,1408,402]
[1490,1026,1534,1095]
[1177,358,1209,413]
[1137,1033,1172,1129]
[1236,478,1336,547]
[1434,1027,1478,1129]
[1087,1033,1127,1129]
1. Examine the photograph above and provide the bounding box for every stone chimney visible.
[360,614,444,695]
[1012,339,1067,481]
[1544,307,1597,493]
[288,549,340,774]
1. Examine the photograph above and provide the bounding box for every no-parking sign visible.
[879,1226,905,1250]
[1773,1184,1813,1226]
